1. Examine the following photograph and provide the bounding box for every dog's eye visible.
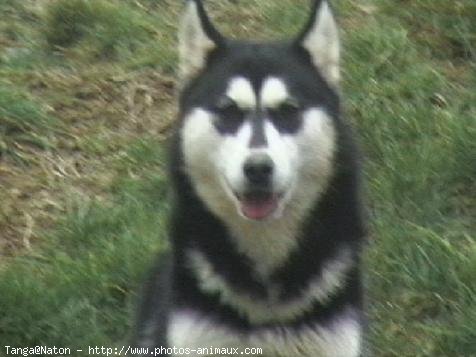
[215,97,244,121]
[277,98,299,114]
[267,98,302,132]
[270,98,300,119]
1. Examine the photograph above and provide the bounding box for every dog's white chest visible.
[167,309,361,357]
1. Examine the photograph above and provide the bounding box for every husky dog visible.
[133,0,366,356]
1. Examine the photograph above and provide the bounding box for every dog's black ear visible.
[178,0,223,82]
[296,0,340,87]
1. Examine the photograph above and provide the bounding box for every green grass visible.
[44,0,151,58]
[43,0,177,68]
[0,84,58,158]
[341,2,476,354]
[0,156,168,347]
[0,0,475,356]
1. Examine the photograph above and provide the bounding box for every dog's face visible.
[178,0,340,222]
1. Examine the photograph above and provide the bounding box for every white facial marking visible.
[168,308,361,357]
[188,248,353,324]
[260,77,289,108]
[181,109,220,175]
[296,108,336,186]
[181,104,336,275]
[181,108,233,218]
[218,121,253,200]
[262,120,296,194]
[302,0,340,86]
[226,77,256,108]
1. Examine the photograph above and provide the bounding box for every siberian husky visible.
[133,1,366,356]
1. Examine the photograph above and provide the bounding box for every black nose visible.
[243,154,274,186]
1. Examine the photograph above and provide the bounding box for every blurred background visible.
[0,0,475,355]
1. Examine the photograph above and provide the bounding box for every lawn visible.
[0,0,475,356]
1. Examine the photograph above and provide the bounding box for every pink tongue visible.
[240,197,278,220]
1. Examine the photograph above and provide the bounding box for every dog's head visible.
[178,0,340,222]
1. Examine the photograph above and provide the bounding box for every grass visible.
[45,0,152,60]
[0,168,168,346]
[0,0,475,356]
[43,0,178,68]
[0,84,58,157]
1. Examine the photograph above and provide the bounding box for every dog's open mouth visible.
[237,191,282,220]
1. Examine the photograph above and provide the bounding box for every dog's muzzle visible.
[236,153,282,220]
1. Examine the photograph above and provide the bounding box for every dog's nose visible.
[243,153,274,186]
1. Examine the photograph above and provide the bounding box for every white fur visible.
[168,308,361,357]
[181,107,336,275]
[181,108,246,220]
[178,1,216,81]
[187,248,352,324]
[262,120,296,195]
[301,1,340,87]
[167,309,242,355]
[181,108,238,217]
[218,120,253,197]
[254,311,361,357]
[261,77,289,108]
[227,77,256,108]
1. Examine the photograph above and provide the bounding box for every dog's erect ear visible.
[178,0,223,82]
[296,0,340,87]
